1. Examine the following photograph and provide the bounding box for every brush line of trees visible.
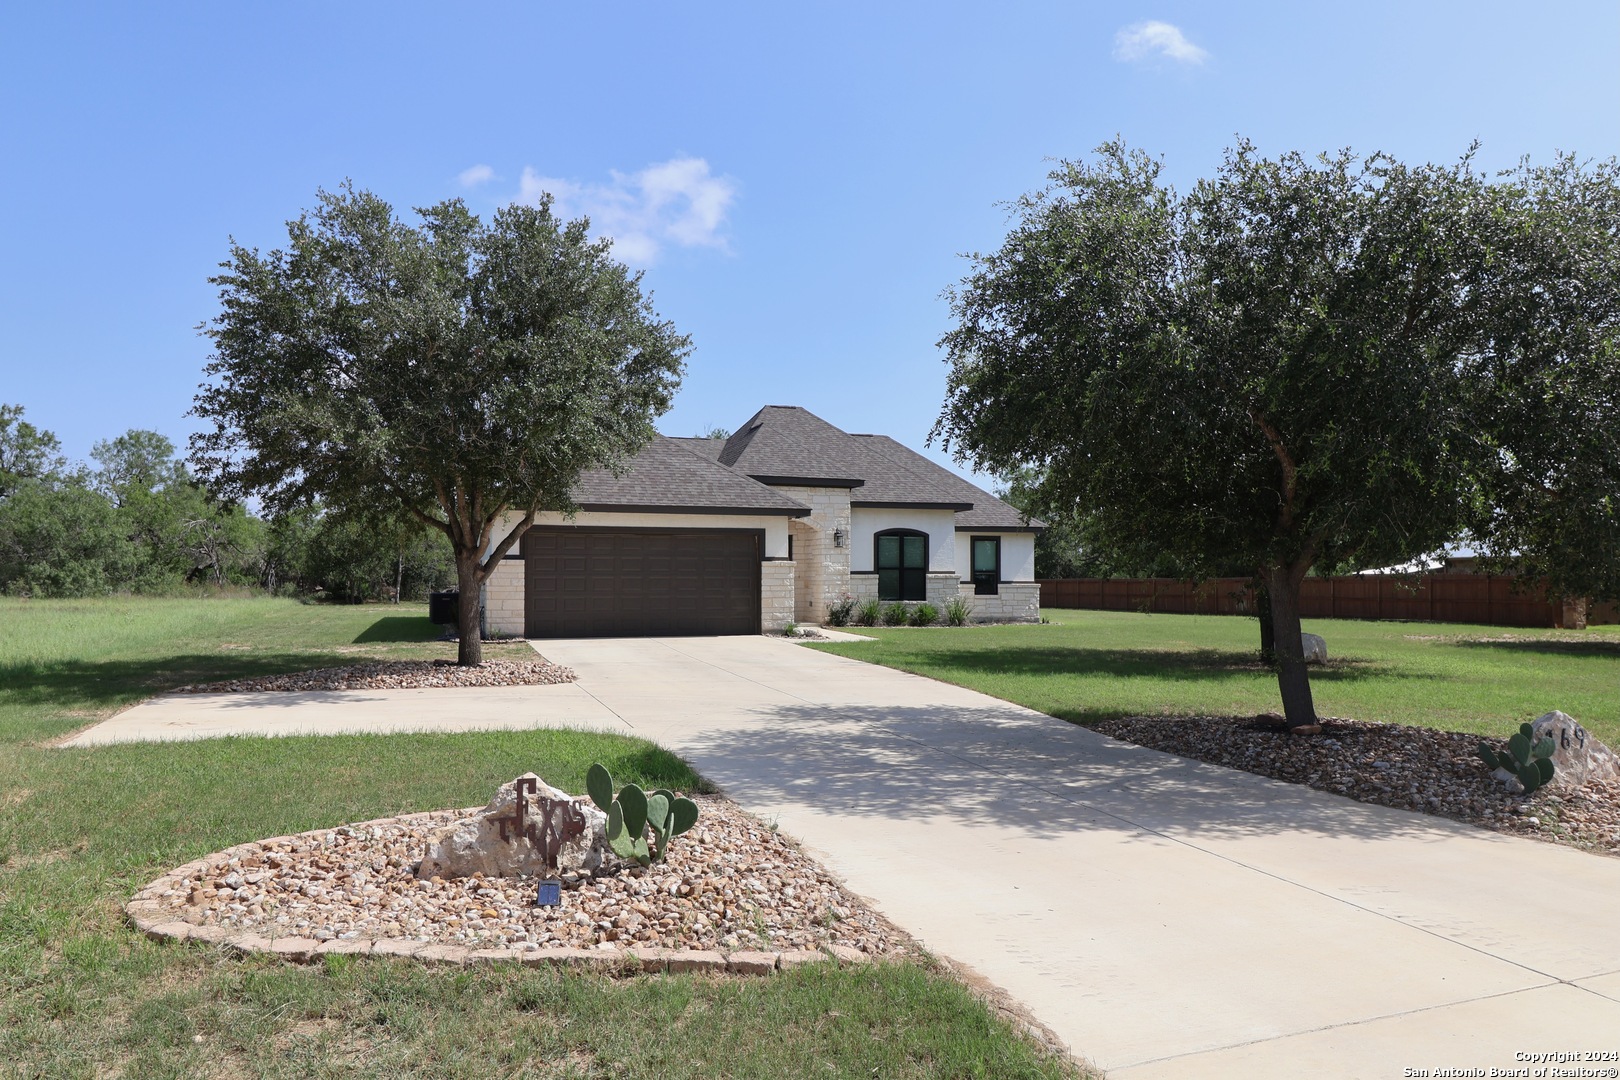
[0,404,453,601]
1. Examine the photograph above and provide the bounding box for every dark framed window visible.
[971,536,1001,595]
[875,529,927,601]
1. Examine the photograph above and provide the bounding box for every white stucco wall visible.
[849,508,958,572]
[954,531,1037,582]
[487,510,792,559]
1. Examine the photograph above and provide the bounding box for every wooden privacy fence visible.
[1036,574,1617,628]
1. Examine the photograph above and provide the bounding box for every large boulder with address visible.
[416,773,609,880]
[1301,633,1328,665]
[1530,711,1620,789]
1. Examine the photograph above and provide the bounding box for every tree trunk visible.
[1255,581,1276,663]
[455,550,483,666]
[1263,563,1318,731]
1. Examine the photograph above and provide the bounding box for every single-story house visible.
[483,405,1044,637]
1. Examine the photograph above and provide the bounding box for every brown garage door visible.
[523,527,761,638]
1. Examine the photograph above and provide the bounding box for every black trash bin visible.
[428,590,460,626]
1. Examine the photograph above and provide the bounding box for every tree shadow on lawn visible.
[0,652,380,718]
[12,731,705,869]
[352,615,443,644]
[682,702,1466,847]
[1450,637,1620,658]
[908,644,1392,685]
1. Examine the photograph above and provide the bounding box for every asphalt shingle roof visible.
[566,408,1038,529]
[571,436,811,516]
[718,407,870,487]
[719,406,1041,529]
[852,435,1042,530]
[666,436,725,461]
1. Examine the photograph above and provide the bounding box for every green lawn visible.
[813,608,1620,746]
[0,597,1078,1079]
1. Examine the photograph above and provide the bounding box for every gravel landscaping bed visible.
[174,658,575,693]
[1088,714,1620,856]
[136,795,913,960]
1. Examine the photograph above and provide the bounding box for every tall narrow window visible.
[971,536,1000,595]
[875,530,927,601]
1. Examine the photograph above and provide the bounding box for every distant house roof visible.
[1354,542,1488,576]
[571,436,811,517]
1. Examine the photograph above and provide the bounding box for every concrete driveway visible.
[68,635,1620,1078]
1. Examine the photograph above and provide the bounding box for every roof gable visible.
[718,406,868,487]
[717,405,1038,527]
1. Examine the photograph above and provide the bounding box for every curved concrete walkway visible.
[67,636,1620,1078]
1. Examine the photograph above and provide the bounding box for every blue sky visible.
[3,1,1616,486]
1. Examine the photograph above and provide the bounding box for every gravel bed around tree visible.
[174,658,576,693]
[137,795,914,959]
[1087,714,1620,856]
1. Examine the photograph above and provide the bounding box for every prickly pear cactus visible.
[586,763,614,813]
[1477,722,1557,794]
[584,763,700,866]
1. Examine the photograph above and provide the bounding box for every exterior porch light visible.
[833,528,847,548]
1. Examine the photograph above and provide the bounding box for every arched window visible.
[874,529,927,601]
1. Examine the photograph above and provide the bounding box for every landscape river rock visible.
[125,794,911,966]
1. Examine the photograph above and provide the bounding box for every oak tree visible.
[937,142,1507,730]
[192,186,689,663]
[1465,156,1620,605]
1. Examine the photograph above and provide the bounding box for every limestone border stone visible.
[125,814,879,976]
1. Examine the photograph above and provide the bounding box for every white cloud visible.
[458,163,496,187]
[1113,20,1208,65]
[515,157,737,264]
[518,170,578,205]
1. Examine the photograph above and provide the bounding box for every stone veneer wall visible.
[772,486,851,624]
[926,572,959,609]
[760,561,796,633]
[788,520,816,620]
[848,574,876,603]
[962,581,1041,623]
[484,558,525,637]
[847,572,960,612]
